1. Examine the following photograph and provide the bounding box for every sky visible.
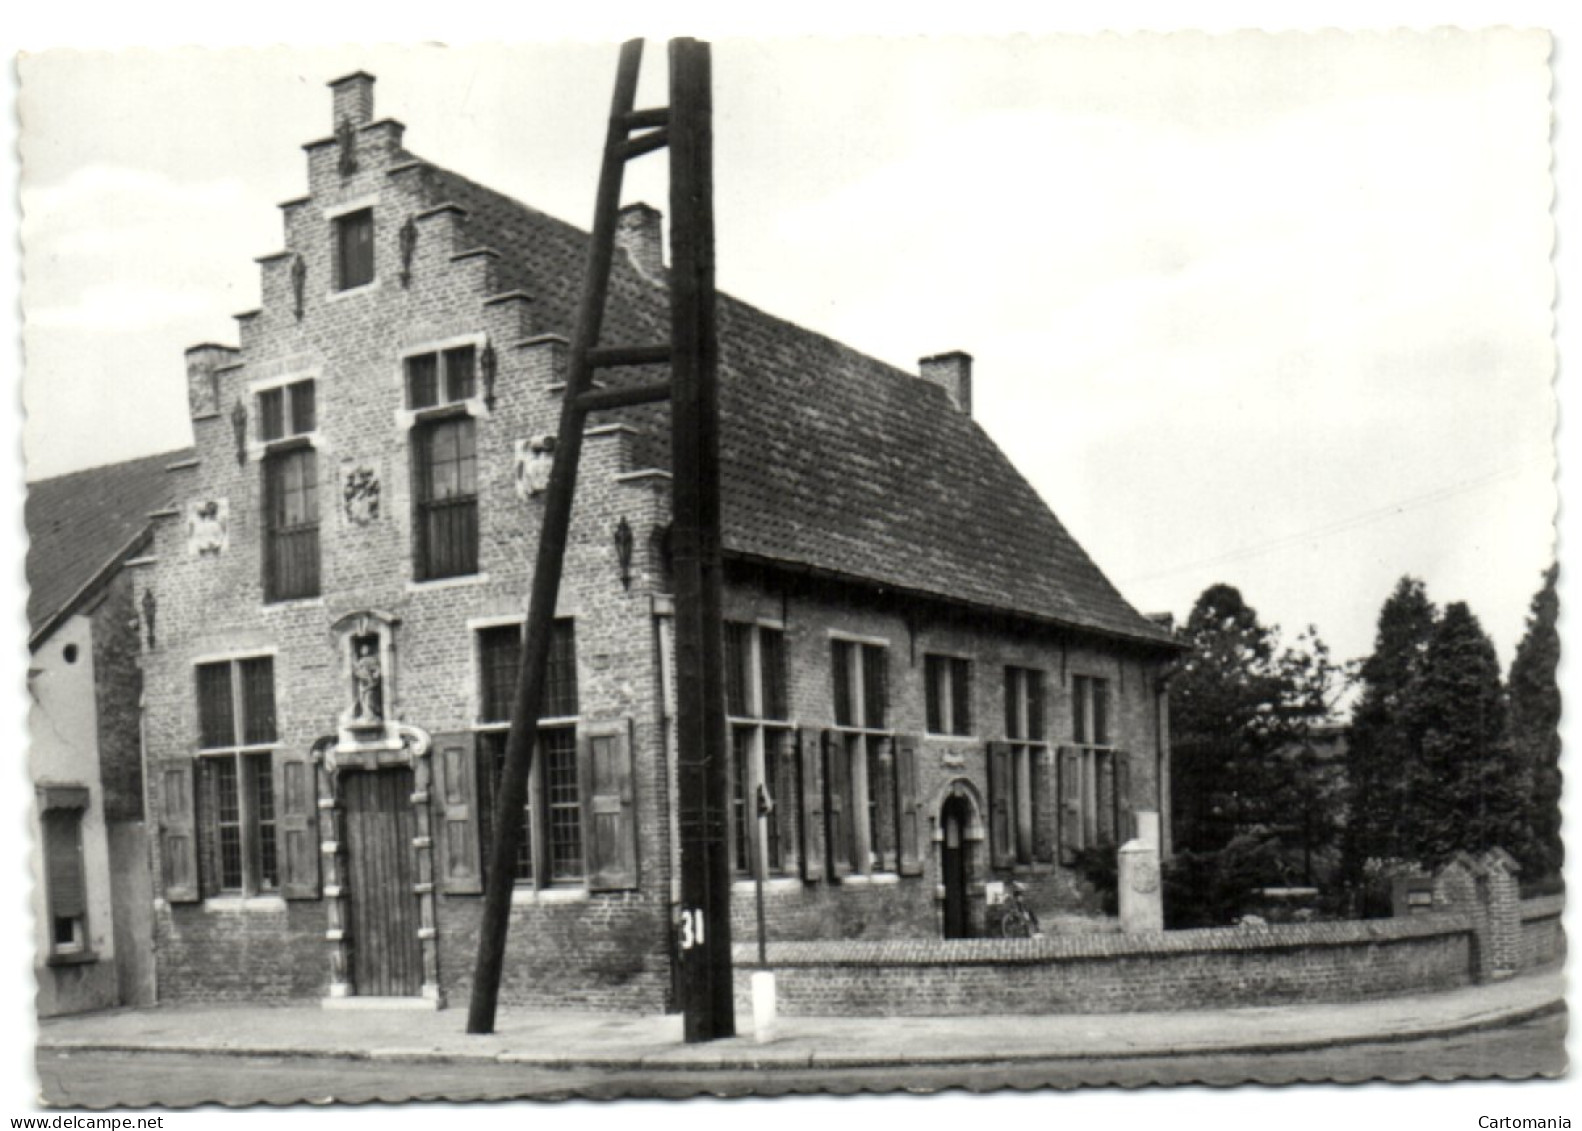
[15,32,1557,680]
[4,5,1578,1124]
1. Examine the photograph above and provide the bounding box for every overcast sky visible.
[17,32,1556,676]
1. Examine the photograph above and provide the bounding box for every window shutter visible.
[160,763,201,903]
[1033,747,1058,864]
[987,741,1014,869]
[895,735,924,876]
[581,719,639,892]
[1057,745,1084,864]
[825,730,852,879]
[275,754,321,899]
[1114,749,1134,844]
[872,736,898,872]
[797,727,825,882]
[44,811,87,920]
[773,730,800,876]
[431,732,483,894]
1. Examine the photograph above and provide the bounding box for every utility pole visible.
[466,37,734,1043]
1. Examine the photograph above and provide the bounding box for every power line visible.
[1120,456,1549,587]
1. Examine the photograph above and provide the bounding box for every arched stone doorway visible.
[931,778,986,939]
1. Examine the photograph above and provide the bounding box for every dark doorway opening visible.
[941,795,972,939]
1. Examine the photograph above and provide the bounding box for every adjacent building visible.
[134,72,1179,1012]
[26,450,185,1016]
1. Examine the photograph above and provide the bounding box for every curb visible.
[36,998,1564,1072]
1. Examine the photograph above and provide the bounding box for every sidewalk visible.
[36,968,1564,1071]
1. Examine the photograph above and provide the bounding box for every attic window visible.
[334,209,374,290]
[406,346,477,409]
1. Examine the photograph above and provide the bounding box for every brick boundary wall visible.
[1519,894,1566,971]
[732,915,1477,1016]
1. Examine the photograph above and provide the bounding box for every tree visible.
[1508,564,1561,882]
[1343,576,1437,885]
[1169,584,1342,870]
[1405,601,1518,865]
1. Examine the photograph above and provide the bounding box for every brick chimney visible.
[919,351,973,415]
[329,72,376,129]
[185,343,238,419]
[615,203,665,282]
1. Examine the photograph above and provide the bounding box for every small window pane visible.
[478,625,521,723]
[289,380,316,434]
[249,753,278,891]
[543,728,582,881]
[406,355,439,410]
[925,656,944,734]
[1027,671,1045,741]
[336,209,374,290]
[760,629,788,721]
[239,658,277,745]
[950,658,972,736]
[724,623,750,718]
[1093,678,1110,746]
[861,644,887,729]
[444,347,477,401]
[731,726,751,874]
[197,663,235,748]
[211,757,243,892]
[258,389,285,443]
[832,642,853,728]
[545,620,579,718]
[1073,675,1089,745]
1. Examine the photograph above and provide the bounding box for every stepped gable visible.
[419,161,1171,648]
[26,449,192,644]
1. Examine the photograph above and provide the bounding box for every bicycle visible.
[998,880,1043,939]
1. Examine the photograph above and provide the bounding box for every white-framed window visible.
[925,653,973,736]
[194,656,280,896]
[474,619,581,887]
[830,637,902,876]
[725,622,794,877]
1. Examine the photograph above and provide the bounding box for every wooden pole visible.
[668,36,735,1042]
[465,39,647,1036]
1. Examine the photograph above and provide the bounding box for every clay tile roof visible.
[423,163,1174,649]
[26,449,191,646]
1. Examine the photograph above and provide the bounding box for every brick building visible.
[27,450,185,1015]
[135,72,1179,1011]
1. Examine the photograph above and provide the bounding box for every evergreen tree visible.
[1170,584,1340,863]
[1405,601,1515,865]
[1343,576,1437,884]
[1508,564,1562,881]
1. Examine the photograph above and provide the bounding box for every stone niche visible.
[331,609,401,750]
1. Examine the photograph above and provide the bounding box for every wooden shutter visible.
[1032,747,1058,863]
[275,754,321,899]
[1114,750,1134,844]
[44,811,87,920]
[987,741,1014,869]
[431,732,483,894]
[825,731,853,879]
[773,730,800,876]
[580,719,639,892]
[160,762,201,903]
[1057,745,1084,864]
[873,737,898,872]
[798,727,825,882]
[895,735,924,876]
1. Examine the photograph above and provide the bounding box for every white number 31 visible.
[678,908,705,950]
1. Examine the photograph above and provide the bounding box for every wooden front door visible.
[343,768,423,996]
[941,796,971,939]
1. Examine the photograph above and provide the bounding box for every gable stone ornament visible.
[291,253,307,321]
[399,216,417,289]
[336,116,358,177]
[514,435,556,500]
[231,399,248,464]
[186,499,230,557]
[342,465,382,526]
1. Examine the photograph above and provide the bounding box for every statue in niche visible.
[187,499,229,557]
[352,637,383,724]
